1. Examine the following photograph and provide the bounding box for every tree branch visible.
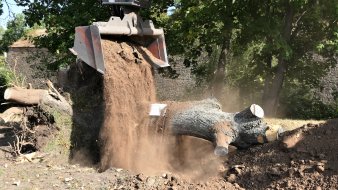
[3,0,15,18]
[291,10,307,36]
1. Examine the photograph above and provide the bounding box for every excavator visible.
[70,0,170,74]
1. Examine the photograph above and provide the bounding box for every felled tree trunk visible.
[157,99,268,156]
[4,87,72,115]
[4,87,48,105]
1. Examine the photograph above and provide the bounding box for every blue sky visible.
[0,0,26,28]
[168,6,176,15]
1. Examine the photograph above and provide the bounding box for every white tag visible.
[149,104,167,116]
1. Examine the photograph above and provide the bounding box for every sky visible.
[168,6,176,15]
[0,0,26,28]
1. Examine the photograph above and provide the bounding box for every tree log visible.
[4,87,48,105]
[4,87,72,115]
[158,99,268,156]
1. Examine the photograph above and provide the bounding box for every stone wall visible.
[316,63,338,104]
[6,47,57,89]
[154,63,195,101]
[6,46,196,101]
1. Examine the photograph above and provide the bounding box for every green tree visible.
[165,0,240,98]
[235,0,338,116]
[0,1,3,15]
[167,0,337,116]
[0,13,27,53]
[0,26,5,40]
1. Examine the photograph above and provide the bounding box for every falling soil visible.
[98,40,172,174]
[97,43,226,179]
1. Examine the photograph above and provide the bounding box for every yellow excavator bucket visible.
[70,12,169,74]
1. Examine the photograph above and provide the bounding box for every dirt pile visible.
[0,107,58,155]
[227,119,338,189]
[98,40,172,174]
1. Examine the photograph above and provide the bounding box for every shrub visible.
[279,86,338,120]
[0,57,26,111]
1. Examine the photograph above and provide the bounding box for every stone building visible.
[154,62,195,101]
[316,60,338,104]
[6,29,56,89]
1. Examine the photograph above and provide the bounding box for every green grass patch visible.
[42,108,73,156]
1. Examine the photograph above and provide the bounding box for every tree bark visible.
[211,0,233,98]
[4,87,72,115]
[262,1,294,116]
[157,99,268,156]
[212,39,230,98]
[262,53,273,104]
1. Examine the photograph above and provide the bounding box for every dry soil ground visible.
[0,118,337,190]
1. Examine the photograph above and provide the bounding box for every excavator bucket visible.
[70,12,169,74]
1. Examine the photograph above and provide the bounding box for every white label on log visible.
[149,104,167,116]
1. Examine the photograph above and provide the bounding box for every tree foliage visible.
[0,13,27,53]
[165,0,337,116]
[0,27,5,40]
[243,0,337,115]
[0,1,3,15]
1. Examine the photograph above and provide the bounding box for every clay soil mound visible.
[227,119,338,190]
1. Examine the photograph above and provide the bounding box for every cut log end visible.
[4,88,11,100]
[250,104,264,118]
